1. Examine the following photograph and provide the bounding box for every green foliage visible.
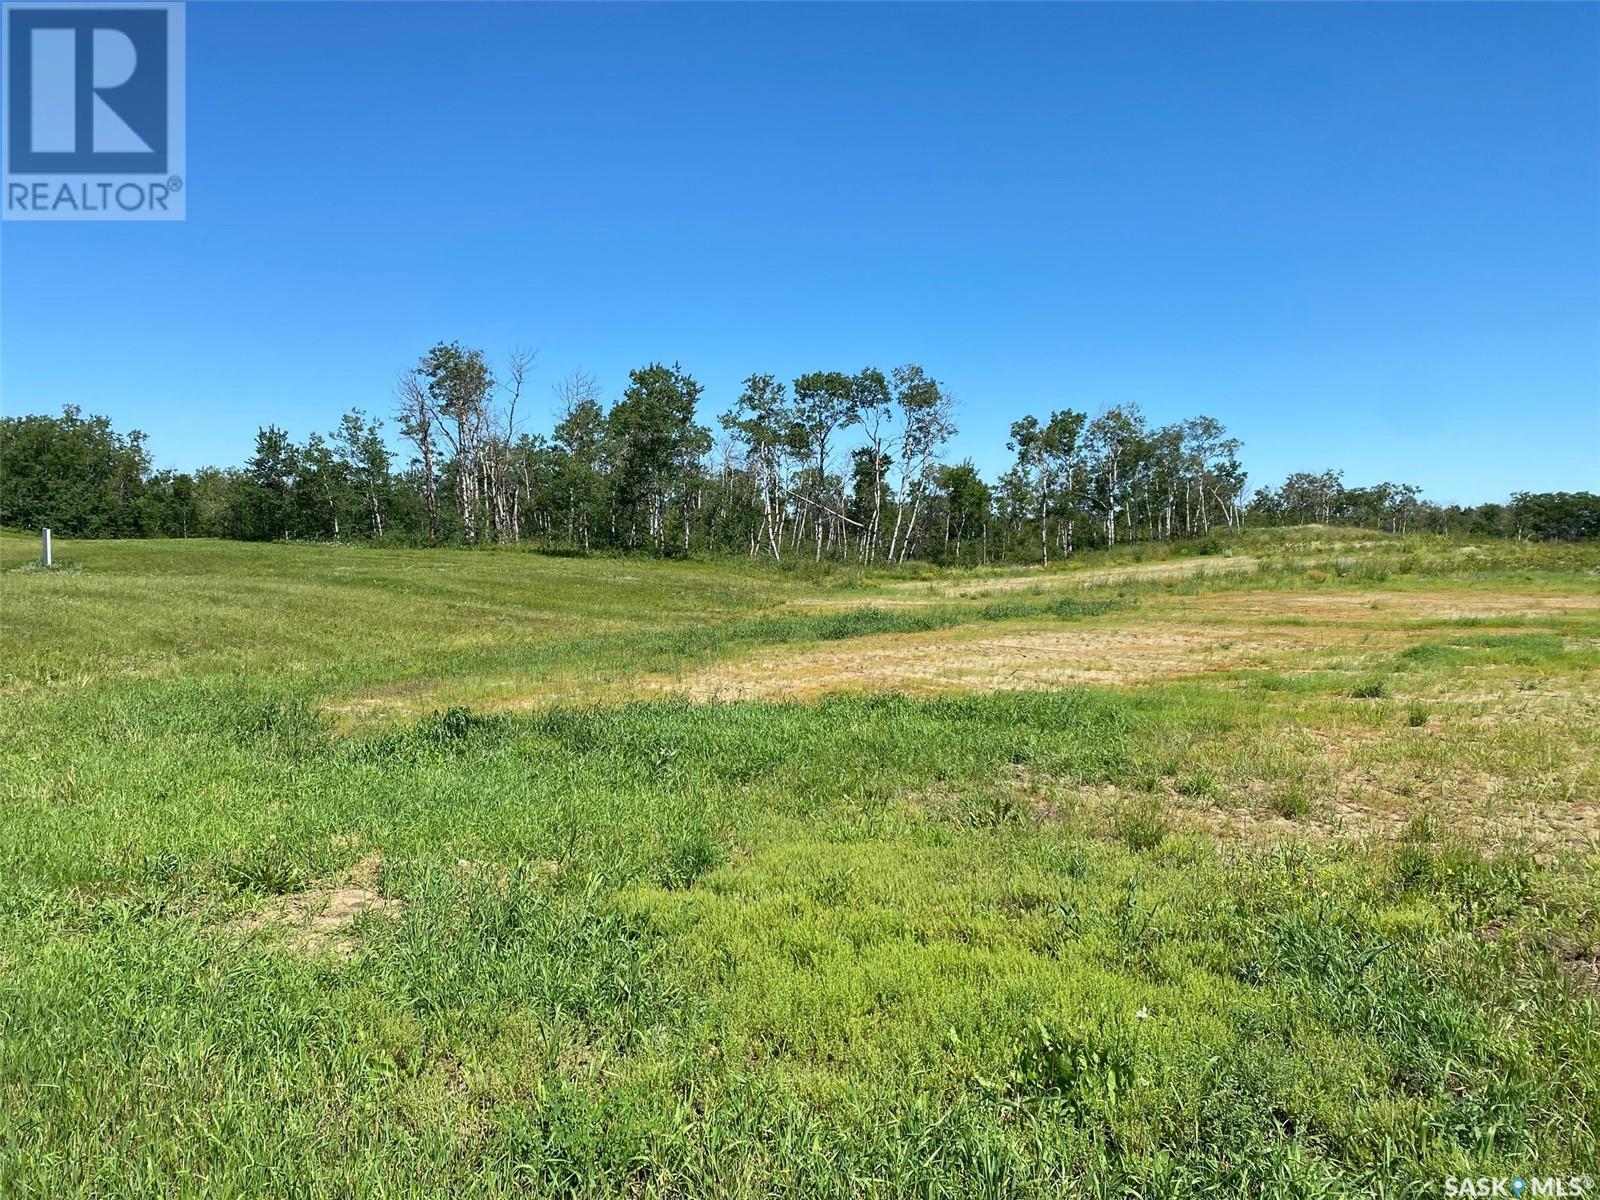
[658,820,723,890]
[606,362,711,554]
[1013,1012,1138,1106]
[0,405,152,536]
[217,844,311,895]
[10,385,1597,569]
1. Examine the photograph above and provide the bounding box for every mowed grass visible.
[1,530,1598,1197]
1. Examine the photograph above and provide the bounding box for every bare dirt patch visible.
[1562,953,1600,998]
[232,853,397,957]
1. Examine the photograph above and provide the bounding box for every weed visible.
[1112,797,1170,851]
[1013,1012,1138,1107]
[956,786,1023,828]
[659,823,723,890]
[216,845,309,895]
[1269,784,1313,819]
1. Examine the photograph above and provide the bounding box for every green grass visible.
[1,529,1598,1196]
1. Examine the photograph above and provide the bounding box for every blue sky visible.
[2,1,1596,504]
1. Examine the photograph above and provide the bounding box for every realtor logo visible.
[3,2,185,220]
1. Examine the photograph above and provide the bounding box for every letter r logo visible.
[6,6,169,173]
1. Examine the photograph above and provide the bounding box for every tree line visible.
[4,344,1596,558]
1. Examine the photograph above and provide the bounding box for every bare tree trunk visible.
[886,485,908,563]
[762,468,782,561]
[899,489,923,563]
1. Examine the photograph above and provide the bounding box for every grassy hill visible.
[1,530,1597,1195]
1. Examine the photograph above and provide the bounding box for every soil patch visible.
[232,853,397,957]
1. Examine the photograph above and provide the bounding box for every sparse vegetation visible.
[1,527,1596,1196]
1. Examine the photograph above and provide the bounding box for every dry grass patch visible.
[659,585,1596,707]
[952,712,1599,856]
[1561,952,1600,999]
[667,621,1329,701]
[884,554,1262,598]
[1239,717,1597,855]
[1184,587,1600,625]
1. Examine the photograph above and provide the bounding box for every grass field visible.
[2,527,1597,1197]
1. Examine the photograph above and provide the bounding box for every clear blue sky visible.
[3,1,1597,504]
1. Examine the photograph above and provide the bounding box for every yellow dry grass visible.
[667,587,1600,702]
[879,554,1263,599]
